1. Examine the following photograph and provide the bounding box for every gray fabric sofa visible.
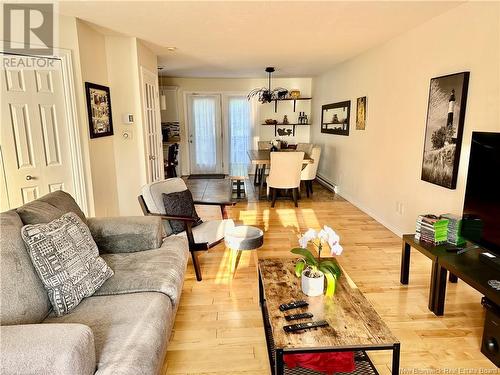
[0,191,189,375]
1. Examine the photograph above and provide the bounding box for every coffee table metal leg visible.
[400,240,411,284]
[434,265,447,316]
[392,343,400,374]
[275,349,284,375]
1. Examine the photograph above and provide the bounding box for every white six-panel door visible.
[1,56,74,209]
[141,68,163,183]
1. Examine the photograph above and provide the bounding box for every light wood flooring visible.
[162,180,497,374]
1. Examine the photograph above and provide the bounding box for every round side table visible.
[224,225,264,275]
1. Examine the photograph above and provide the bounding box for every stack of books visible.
[415,215,449,245]
[441,214,466,246]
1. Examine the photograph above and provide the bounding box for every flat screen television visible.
[462,131,500,255]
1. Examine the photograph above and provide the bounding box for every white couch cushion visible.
[175,219,235,246]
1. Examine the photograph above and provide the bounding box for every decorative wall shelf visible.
[272,97,312,112]
[261,123,310,137]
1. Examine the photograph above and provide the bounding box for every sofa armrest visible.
[87,216,163,254]
[0,323,96,375]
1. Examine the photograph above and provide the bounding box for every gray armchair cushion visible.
[96,236,188,307]
[44,293,172,375]
[16,190,87,225]
[0,323,96,375]
[87,216,163,254]
[0,210,51,325]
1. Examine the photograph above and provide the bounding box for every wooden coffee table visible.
[258,259,400,374]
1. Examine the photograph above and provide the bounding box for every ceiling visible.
[59,1,463,78]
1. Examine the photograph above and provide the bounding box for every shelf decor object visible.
[321,101,351,136]
[261,122,310,137]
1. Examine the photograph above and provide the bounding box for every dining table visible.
[246,149,314,200]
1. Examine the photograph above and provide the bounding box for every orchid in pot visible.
[292,226,343,297]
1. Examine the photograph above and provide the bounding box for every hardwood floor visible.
[163,181,496,374]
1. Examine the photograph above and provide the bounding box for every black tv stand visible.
[479,251,500,271]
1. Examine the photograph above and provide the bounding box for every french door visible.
[187,94,223,174]
[141,68,162,183]
[0,55,75,209]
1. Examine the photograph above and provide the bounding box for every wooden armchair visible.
[138,178,235,281]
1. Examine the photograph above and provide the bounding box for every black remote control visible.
[283,320,329,332]
[285,312,313,321]
[279,300,309,311]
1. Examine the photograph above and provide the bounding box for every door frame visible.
[140,66,162,183]
[0,44,89,214]
[184,91,224,175]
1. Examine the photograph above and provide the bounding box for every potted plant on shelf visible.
[292,226,343,297]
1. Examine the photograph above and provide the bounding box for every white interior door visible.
[141,68,162,183]
[187,94,223,175]
[1,55,75,209]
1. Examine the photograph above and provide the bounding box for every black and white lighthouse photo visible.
[421,72,470,189]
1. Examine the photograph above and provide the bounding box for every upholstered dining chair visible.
[300,146,321,197]
[138,178,235,281]
[266,151,305,208]
[296,142,313,155]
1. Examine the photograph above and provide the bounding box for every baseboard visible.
[316,174,337,193]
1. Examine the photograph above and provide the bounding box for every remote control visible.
[283,320,329,332]
[285,312,313,321]
[279,300,309,311]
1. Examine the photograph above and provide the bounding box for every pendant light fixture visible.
[247,67,288,103]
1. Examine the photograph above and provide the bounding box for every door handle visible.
[26,175,34,180]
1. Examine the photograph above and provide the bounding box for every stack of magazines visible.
[441,213,466,246]
[415,215,449,245]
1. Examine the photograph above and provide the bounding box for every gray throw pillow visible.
[21,212,113,316]
[162,190,203,234]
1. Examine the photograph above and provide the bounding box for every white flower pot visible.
[301,270,324,297]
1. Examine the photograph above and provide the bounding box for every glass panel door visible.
[187,94,222,174]
[228,96,251,167]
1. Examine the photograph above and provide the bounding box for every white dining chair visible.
[257,141,272,150]
[296,143,313,155]
[301,146,321,197]
[267,151,305,207]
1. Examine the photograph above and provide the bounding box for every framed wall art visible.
[356,96,367,130]
[421,72,470,189]
[321,101,350,136]
[85,82,114,139]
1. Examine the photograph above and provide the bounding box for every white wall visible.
[159,77,312,175]
[311,2,500,236]
[76,20,158,216]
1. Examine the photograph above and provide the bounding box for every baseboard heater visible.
[315,174,337,192]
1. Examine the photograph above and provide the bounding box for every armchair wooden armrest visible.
[193,200,236,219]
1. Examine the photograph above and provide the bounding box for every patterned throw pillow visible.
[162,190,203,234]
[21,212,113,316]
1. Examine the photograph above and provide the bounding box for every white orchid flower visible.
[299,228,317,248]
[318,225,343,256]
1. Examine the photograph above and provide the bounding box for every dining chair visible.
[267,151,305,208]
[296,143,313,155]
[301,146,321,197]
[138,178,235,281]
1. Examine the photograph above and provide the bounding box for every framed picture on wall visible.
[421,72,470,189]
[85,82,114,139]
[321,101,350,136]
[356,96,367,130]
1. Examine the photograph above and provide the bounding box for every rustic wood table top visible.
[247,149,314,165]
[259,258,399,351]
